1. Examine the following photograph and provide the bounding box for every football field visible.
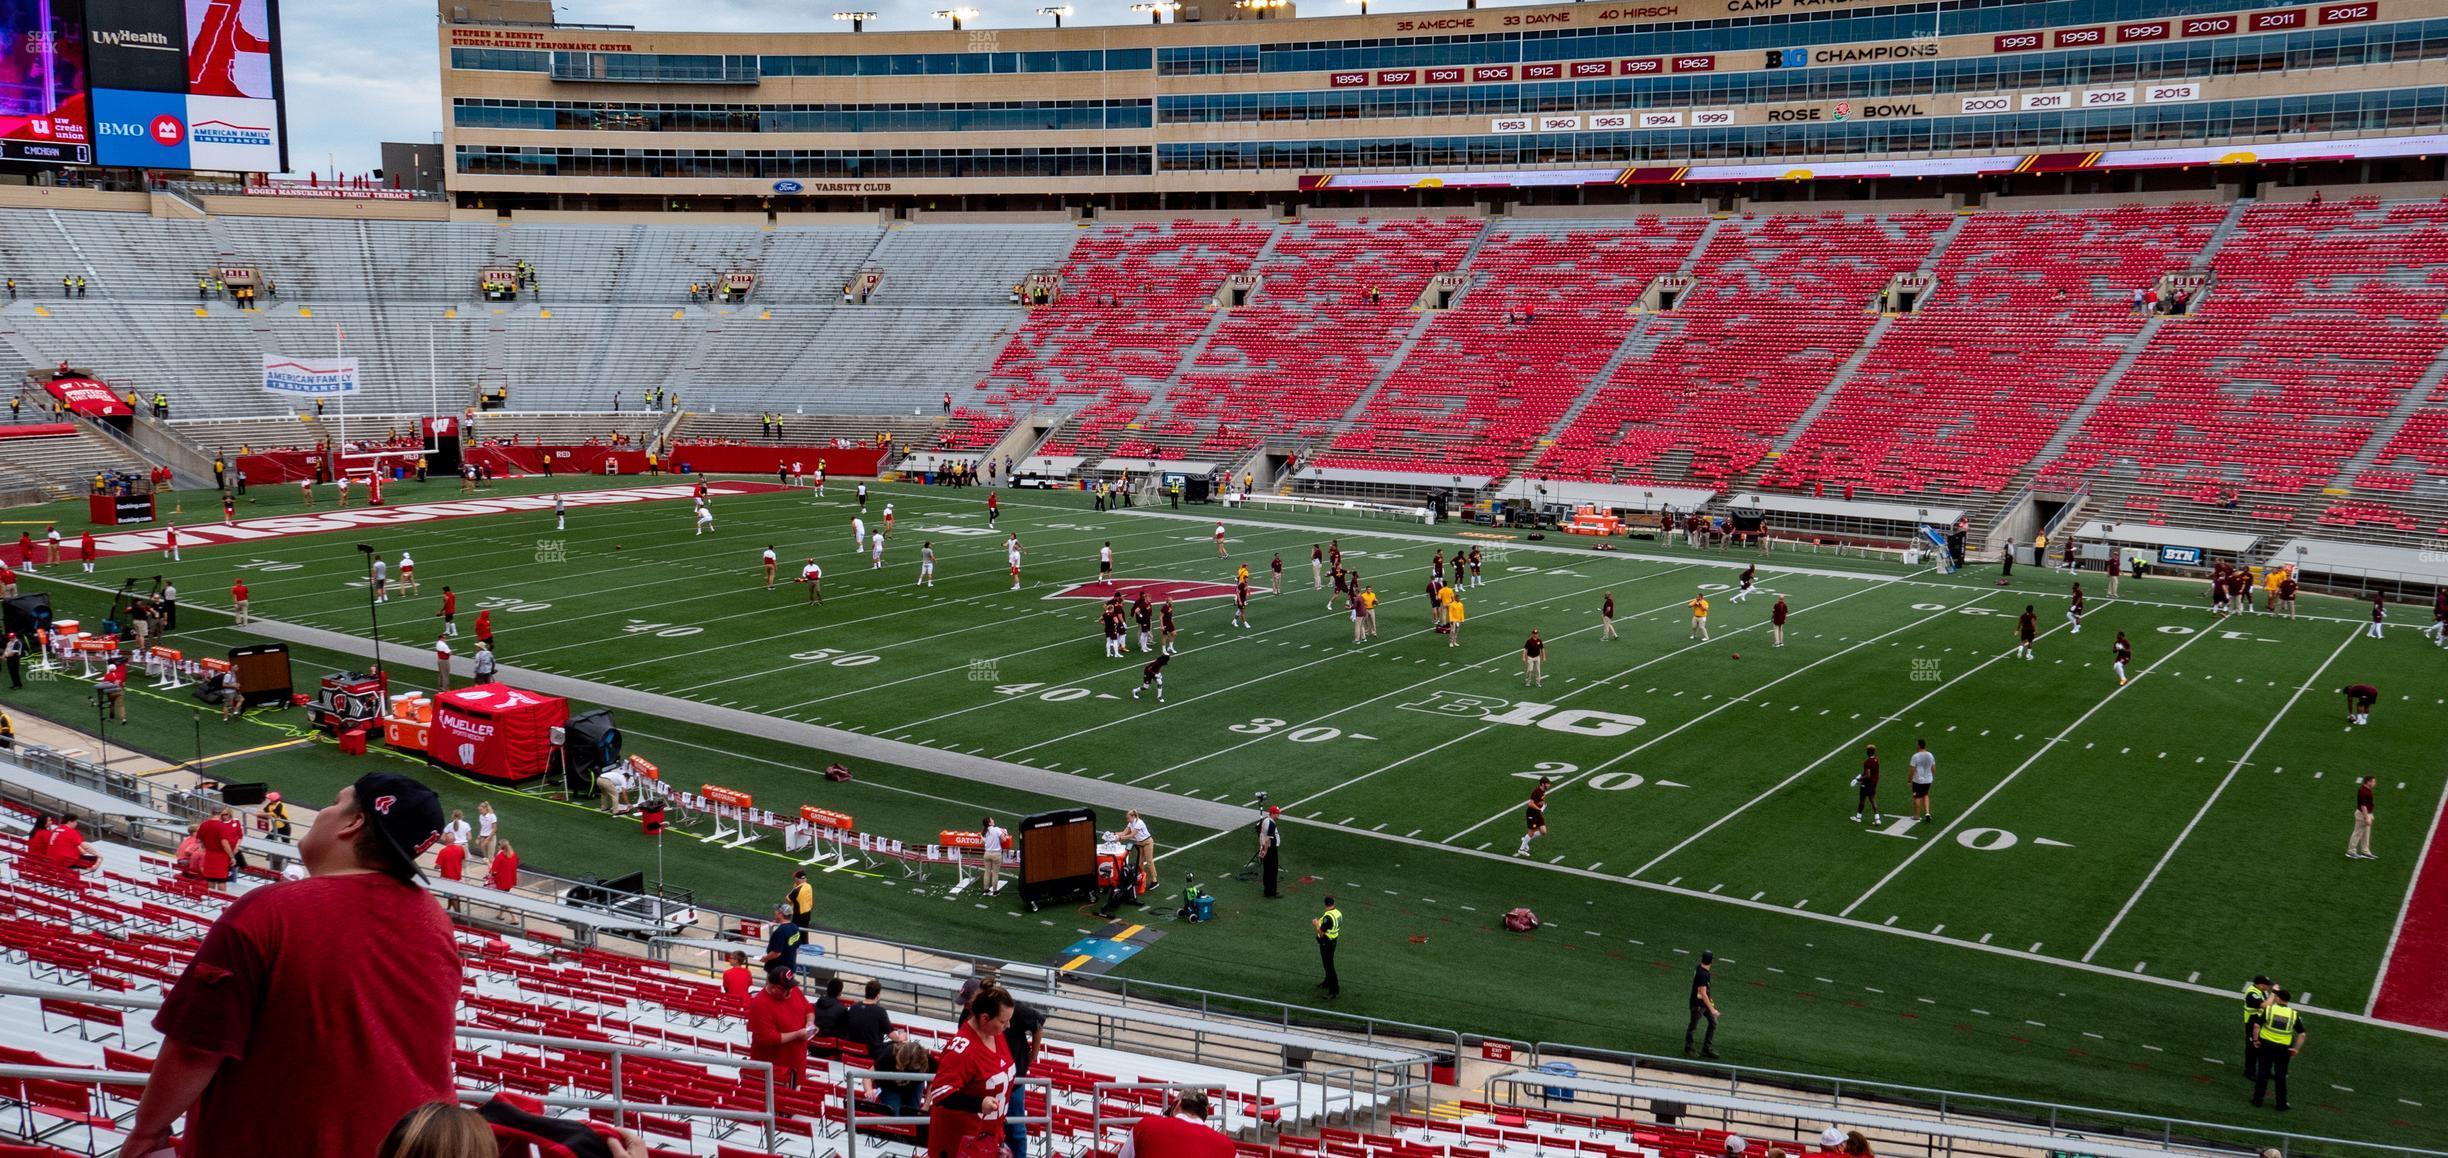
[25,474,2448,1145]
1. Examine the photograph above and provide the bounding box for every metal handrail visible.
[838,1071,1053,1158]
[1524,1042,2448,1158]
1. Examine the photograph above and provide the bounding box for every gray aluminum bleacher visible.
[0,210,1065,420]
[868,225,1080,304]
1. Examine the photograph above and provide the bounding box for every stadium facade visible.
[439,0,2448,211]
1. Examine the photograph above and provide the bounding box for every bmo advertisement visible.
[90,0,286,171]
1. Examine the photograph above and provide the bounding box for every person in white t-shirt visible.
[1213,522,1227,557]
[1107,810,1157,886]
[475,802,499,858]
[979,816,1008,896]
[397,551,418,596]
[695,500,715,536]
[443,809,472,850]
[870,531,886,569]
[762,546,779,590]
[596,765,635,812]
[1908,739,1937,822]
[1007,537,1023,591]
[1098,542,1114,580]
[434,634,453,693]
[917,542,936,588]
[852,515,867,552]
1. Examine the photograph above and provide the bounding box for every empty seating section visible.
[1317,218,1706,478]
[986,221,1270,455]
[1535,213,1951,490]
[10,201,2448,535]
[867,226,1079,305]
[0,428,152,498]
[1767,205,2225,498]
[1159,218,1484,463]
[2039,199,2448,526]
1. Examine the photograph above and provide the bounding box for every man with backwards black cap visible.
[124,773,458,1158]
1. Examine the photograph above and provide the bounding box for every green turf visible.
[7,474,2445,1149]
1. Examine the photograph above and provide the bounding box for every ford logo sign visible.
[772,180,804,194]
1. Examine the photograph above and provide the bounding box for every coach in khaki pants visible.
[2348,776,2377,859]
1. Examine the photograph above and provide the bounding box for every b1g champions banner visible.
[262,355,358,396]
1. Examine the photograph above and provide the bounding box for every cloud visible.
[281,0,1557,177]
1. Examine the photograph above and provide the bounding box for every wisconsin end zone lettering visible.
[2181,14,2238,34]
[1993,31,2044,51]
[2116,20,2171,40]
[2053,26,2104,46]
[2319,2,2378,21]
[2249,8,2307,30]
[1670,54,1716,72]
[1330,71,1370,87]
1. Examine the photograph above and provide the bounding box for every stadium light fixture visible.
[1347,0,1367,12]
[932,7,978,29]
[832,10,876,30]
[1238,0,1288,16]
[1038,4,1073,25]
[1130,0,1174,20]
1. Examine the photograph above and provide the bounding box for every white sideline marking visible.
[2083,626,2358,964]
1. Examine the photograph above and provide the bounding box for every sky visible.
[279,0,1544,177]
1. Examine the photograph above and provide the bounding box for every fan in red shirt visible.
[488,840,521,889]
[121,773,458,1158]
[746,965,815,1089]
[1121,1091,1235,1158]
[927,985,1017,1158]
[197,808,242,883]
[721,951,753,1002]
[434,839,466,882]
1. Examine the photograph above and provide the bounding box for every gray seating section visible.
[0,209,1071,419]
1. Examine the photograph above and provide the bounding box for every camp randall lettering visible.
[1726,0,1870,11]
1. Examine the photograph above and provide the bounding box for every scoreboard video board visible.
[0,0,286,171]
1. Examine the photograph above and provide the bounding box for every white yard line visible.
[2369,769,2448,1016]
[1449,582,1948,842]
[1839,617,2224,917]
[2083,625,2361,963]
[1626,592,2090,879]
[1272,813,2448,1040]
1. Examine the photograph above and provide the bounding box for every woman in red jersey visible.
[926,984,1017,1158]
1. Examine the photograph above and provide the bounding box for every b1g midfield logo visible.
[1399,691,1646,737]
[1046,579,1238,602]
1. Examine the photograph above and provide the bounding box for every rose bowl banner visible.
[263,356,360,397]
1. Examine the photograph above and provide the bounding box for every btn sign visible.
[1399,692,1646,738]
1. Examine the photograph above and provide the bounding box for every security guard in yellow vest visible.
[1312,896,1342,998]
[2248,987,2304,1111]
[2241,974,2272,1072]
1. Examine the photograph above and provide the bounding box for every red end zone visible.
[2372,788,2448,1030]
[1045,579,1239,602]
[11,482,793,563]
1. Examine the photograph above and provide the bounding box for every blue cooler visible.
[1191,893,1215,922]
